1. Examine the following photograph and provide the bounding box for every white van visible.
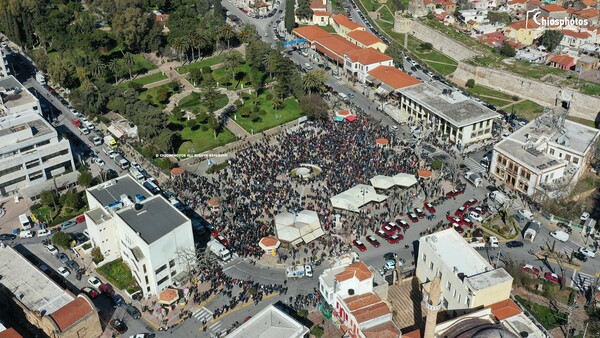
[19,230,34,238]
[338,92,349,101]
[129,167,145,180]
[550,230,569,242]
[19,214,32,230]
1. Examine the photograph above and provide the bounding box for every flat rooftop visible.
[398,82,498,127]
[88,175,149,207]
[228,304,309,338]
[421,229,491,277]
[0,76,37,110]
[0,113,53,146]
[0,246,73,314]
[117,195,189,244]
[465,268,513,291]
[495,110,600,172]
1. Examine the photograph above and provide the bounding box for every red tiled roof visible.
[362,321,401,338]
[315,35,361,60]
[402,329,422,338]
[575,8,600,18]
[313,11,331,16]
[344,293,382,310]
[542,4,565,12]
[582,0,597,6]
[352,301,390,323]
[347,30,383,46]
[259,236,280,247]
[478,31,508,46]
[376,138,389,145]
[560,30,591,39]
[335,261,372,282]
[332,14,364,31]
[507,19,540,29]
[292,26,332,42]
[567,7,578,14]
[549,54,575,66]
[345,48,392,64]
[0,328,23,338]
[488,299,522,320]
[310,0,326,9]
[49,297,94,332]
[508,0,527,4]
[368,66,421,90]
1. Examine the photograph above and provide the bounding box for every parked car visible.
[573,251,588,262]
[56,253,69,264]
[455,206,466,217]
[381,225,395,236]
[408,213,419,223]
[46,244,58,255]
[517,209,534,220]
[376,229,388,239]
[0,234,16,241]
[66,260,80,270]
[414,208,426,218]
[383,252,395,261]
[88,276,102,289]
[75,215,86,223]
[521,264,540,276]
[469,211,483,222]
[80,287,99,299]
[366,235,380,248]
[544,272,560,283]
[506,241,524,248]
[61,221,77,230]
[37,229,51,237]
[57,267,70,277]
[550,230,569,242]
[424,202,436,213]
[463,198,478,207]
[126,304,141,319]
[387,234,403,244]
[578,247,596,258]
[112,294,126,307]
[581,212,591,221]
[353,240,367,252]
[111,319,128,334]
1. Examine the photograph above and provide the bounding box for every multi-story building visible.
[319,261,400,337]
[85,175,195,296]
[346,30,387,52]
[417,229,513,312]
[490,110,600,197]
[330,14,365,38]
[0,76,41,116]
[0,245,102,338]
[343,48,393,83]
[228,304,310,337]
[0,49,9,78]
[394,82,498,145]
[0,112,75,196]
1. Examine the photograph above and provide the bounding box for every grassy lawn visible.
[504,100,546,120]
[175,118,238,154]
[566,116,596,128]
[235,91,303,133]
[139,82,177,109]
[178,92,229,114]
[514,296,567,330]
[576,79,600,96]
[176,51,243,74]
[468,85,515,101]
[97,259,140,293]
[130,72,168,86]
[377,5,395,22]
[130,54,157,73]
[212,63,253,89]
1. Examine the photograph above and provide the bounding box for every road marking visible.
[198,292,281,331]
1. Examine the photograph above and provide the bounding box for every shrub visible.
[512,95,520,101]
[259,109,267,116]
[431,159,443,170]
[202,66,212,74]
[466,79,475,88]
[234,99,242,107]
[265,92,273,100]
[242,93,251,100]
[91,246,104,263]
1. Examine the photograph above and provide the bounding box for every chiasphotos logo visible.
[532,11,589,27]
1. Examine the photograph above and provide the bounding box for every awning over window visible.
[365,75,382,85]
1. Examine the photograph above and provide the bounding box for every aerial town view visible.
[1,0,600,337]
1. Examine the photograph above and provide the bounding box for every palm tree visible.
[122,52,135,80]
[219,24,236,50]
[238,23,257,45]
[194,29,210,58]
[107,59,121,84]
[265,51,281,79]
[224,51,242,88]
[302,69,327,96]
[89,58,106,79]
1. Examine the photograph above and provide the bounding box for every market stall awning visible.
[375,86,390,96]
[346,115,357,122]
[259,236,281,251]
[418,170,432,178]
[334,116,345,122]
[365,75,382,85]
[158,288,179,305]
[394,173,418,187]
[170,167,185,175]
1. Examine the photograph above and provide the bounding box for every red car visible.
[463,199,478,207]
[452,223,465,233]
[424,202,436,214]
[544,272,560,283]
[216,235,229,246]
[211,230,220,237]
[447,216,462,223]
[521,264,541,276]
[469,206,485,215]
[75,215,86,223]
[387,234,403,244]
[461,217,473,227]
[366,235,380,248]
[408,213,419,223]
[376,229,389,239]
[415,208,426,219]
[455,206,466,217]
[386,222,399,231]
[398,220,410,230]
[80,286,99,299]
[446,189,460,197]
[382,225,395,236]
[71,119,82,127]
[353,240,367,252]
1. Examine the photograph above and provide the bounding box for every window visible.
[0,164,22,178]
[155,264,167,275]
[429,261,434,270]
[549,148,555,155]
[25,160,40,169]
[143,265,147,273]
[422,254,427,262]
[171,270,177,277]
[573,157,579,164]
[20,145,34,153]
[169,259,175,268]
[453,289,457,298]
[565,154,571,161]
[28,171,43,181]
[36,140,50,147]
[145,276,149,285]
[147,287,151,292]
[41,149,68,162]
[466,297,471,307]
[457,295,461,303]
[447,281,451,290]
[157,275,169,286]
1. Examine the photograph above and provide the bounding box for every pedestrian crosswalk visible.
[464,157,485,172]
[192,307,212,322]
[570,271,598,292]
[193,307,229,337]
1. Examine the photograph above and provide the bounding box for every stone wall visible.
[451,62,600,121]
[394,18,477,61]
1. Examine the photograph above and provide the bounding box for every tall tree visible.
[385,42,404,69]
[540,30,564,52]
[122,52,135,79]
[112,6,150,51]
[285,0,296,32]
[238,23,257,45]
[219,24,236,50]
[224,51,242,88]
[201,74,221,114]
[302,69,328,96]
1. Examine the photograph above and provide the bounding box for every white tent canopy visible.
[369,173,418,190]
[393,173,418,187]
[274,210,325,244]
[330,184,388,212]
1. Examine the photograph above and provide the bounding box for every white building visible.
[85,175,195,296]
[394,82,498,146]
[490,110,600,197]
[319,261,400,337]
[417,229,513,312]
[0,112,75,196]
[0,49,9,77]
[343,48,393,83]
[228,304,310,338]
[458,9,489,24]
[0,76,41,116]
